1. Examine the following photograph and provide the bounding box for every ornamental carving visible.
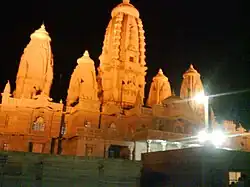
[86,145,93,157]
[32,116,45,131]
[84,120,91,128]
[109,122,117,130]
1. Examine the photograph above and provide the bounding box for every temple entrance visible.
[108,145,130,159]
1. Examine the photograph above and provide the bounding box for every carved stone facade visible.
[98,0,146,107]
[0,93,62,153]
[0,0,249,161]
[219,120,250,151]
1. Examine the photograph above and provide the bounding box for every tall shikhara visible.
[14,24,53,99]
[98,0,147,107]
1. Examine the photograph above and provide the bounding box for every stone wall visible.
[0,151,141,187]
[142,147,250,187]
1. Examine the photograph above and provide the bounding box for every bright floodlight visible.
[197,130,210,143]
[211,130,226,146]
[197,129,226,147]
[194,92,207,104]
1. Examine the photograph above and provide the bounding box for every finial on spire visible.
[123,0,130,4]
[84,50,89,57]
[190,64,194,69]
[77,50,94,64]
[158,68,163,75]
[41,22,45,30]
[30,22,50,41]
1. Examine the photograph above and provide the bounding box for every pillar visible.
[129,144,134,160]
[147,140,152,153]
[104,144,110,158]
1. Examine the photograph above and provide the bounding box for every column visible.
[147,140,152,153]
[129,144,134,160]
[104,144,110,158]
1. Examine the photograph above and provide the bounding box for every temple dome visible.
[111,0,139,18]
[162,96,182,105]
[77,50,94,64]
[30,24,51,41]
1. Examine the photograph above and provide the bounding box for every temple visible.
[0,0,249,160]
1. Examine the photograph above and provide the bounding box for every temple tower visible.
[180,64,204,100]
[1,81,11,104]
[67,50,98,106]
[98,0,147,107]
[14,24,53,99]
[147,69,172,107]
[180,64,205,119]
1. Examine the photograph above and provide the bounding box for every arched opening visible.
[108,145,129,159]
[174,126,184,133]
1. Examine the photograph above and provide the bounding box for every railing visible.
[133,129,192,141]
[76,127,126,141]
[75,127,193,142]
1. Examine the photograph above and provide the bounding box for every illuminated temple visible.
[0,0,249,160]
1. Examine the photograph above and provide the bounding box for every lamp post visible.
[194,92,226,147]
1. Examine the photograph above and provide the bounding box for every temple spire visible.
[180,64,204,101]
[147,69,171,107]
[98,0,145,106]
[67,50,98,105]
[14,24,53,99]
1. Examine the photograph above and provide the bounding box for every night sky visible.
[0,0,249,128]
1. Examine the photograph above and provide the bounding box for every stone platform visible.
[0,151,141,187]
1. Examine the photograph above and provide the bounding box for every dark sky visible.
[0,0,249,128]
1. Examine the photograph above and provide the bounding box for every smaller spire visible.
[60,99,63,104]
[3,80,11,94]
[123,0,130,4]
[84,50,89,57]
